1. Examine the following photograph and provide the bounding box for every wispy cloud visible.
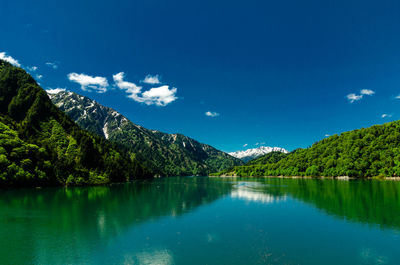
[46,88,66,94]
[347,89,375,103]
[243,144,248,147]
[325,134,330,137]
[395,95,400,99]
[113,72,177,106]
[142,74,161,85]
[36,74,43,80]
[68,72,109,93]
[27,66,38,71]
[205,111,219,117]
[0,52,21,67]
[360,89,375,95]
[46,62,58,69]
[381,113,392,118]
[347,93,363,103]
[113,72,142,93]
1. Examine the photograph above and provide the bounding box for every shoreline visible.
[209,175,400,181]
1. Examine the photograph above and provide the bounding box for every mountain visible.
[48,90,242,176]
[229,146,289,163]
[0,59,150,188]
[212,121,400,178]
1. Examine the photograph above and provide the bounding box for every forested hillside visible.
[212,122,400,178]
[246,151,289,165]
[0,60,151,188]
[49,91,242,176]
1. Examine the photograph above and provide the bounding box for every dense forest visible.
[0,59,151,188]
[212,121,400,178]
[245,151,289,166]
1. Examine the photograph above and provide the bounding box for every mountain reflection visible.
[227,177,400,230]
[1,177,399,264]
[231,182,287,204]
[0,177,233,264]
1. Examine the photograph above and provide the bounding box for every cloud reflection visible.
[231,183,286,204]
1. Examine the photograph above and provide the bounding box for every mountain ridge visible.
[48,90,242,176]
[229,146,289,162]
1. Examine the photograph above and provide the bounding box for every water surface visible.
[0,177,399,264]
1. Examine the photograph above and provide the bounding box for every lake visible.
[0,177,399,264]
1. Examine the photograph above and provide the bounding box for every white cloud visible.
[325,134,330,137]
[36,74,43,80]
[114,72,177,106]
[68,72,109,93]
[347,93,363,103]
[141,86,178,106]
[46,62,58,69]
[381,114,392,118]
[243,144,248,147]
[113,72,142,94]
[46,88,66,94]
[28,66,38,71]
[205,111,219,117]
[395,95,400,99]
[0,52,21,67]
[142,74,161,84]
[360,89,375,95]
[347,89,375,103]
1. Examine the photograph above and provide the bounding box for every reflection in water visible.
[124,249,174,265]
[227,177,400,230]
[360,248,389,265]
[231,182,287,204]
[0,177,233,264]
[0,177,399,264]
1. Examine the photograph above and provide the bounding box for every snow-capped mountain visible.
[47,90,242,176]
[229,146,289,162]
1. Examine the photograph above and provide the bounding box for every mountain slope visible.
[212,121,400,178]
[48,91,242,176]
[246,151,289,165]
[0,60,150,188]
[229,146,288,162]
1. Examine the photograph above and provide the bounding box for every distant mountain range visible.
[229,146,289,162]
[48,90,242,176]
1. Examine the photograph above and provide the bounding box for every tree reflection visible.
[228,177,400,230]
[0,177,233,264]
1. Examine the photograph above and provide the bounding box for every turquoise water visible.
[0,177,399,264]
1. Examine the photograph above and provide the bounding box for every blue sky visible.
[1,0,400,152]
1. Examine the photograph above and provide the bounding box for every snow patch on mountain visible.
[103,122,109,139]
[229,146,288,162]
